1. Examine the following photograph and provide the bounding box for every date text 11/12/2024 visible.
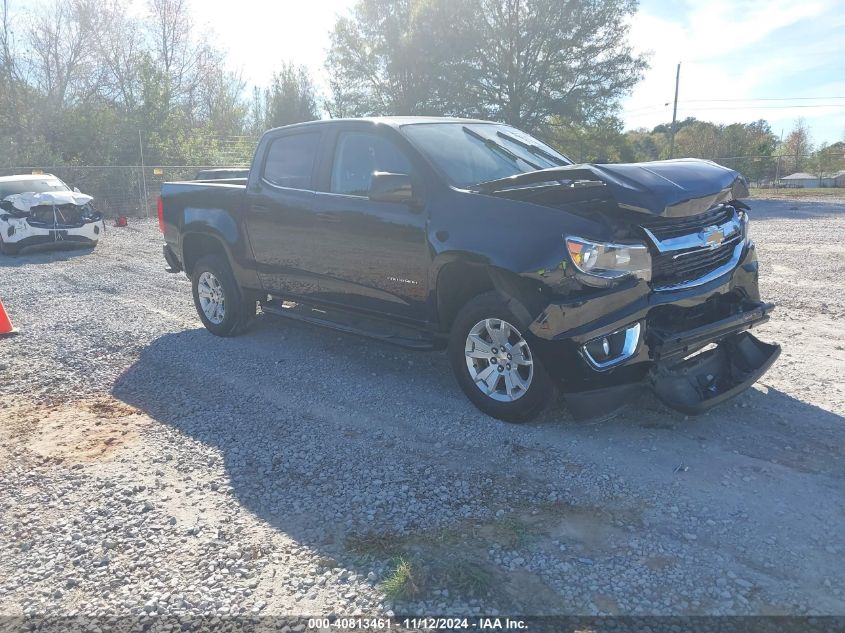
[307,616,528,630]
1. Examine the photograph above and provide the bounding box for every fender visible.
[428,186,608,283]
[180,212,260,291]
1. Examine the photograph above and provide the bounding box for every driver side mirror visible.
[72,186,81,193]
[369,172,414,205]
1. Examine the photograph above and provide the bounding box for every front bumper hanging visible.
[650,331,780,415]
[560,300,780,420]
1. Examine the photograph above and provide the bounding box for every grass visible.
[345,532,404,561]
[491,517,530,548]
[434,559,492,597]
[347,527,498,601]
[379,558,418,599]
[747,187,845,200]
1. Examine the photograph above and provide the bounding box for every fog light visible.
[7,226,14,237]
[581,322,641,370]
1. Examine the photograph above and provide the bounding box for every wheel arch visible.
[181,231,229,278]
[434,254,545,333]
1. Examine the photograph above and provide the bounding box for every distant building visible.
[779,170,845,188]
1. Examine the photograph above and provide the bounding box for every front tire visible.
[191,254,255,336]
[448,291,557,422]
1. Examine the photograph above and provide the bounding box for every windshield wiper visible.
[462,126,542,170]
[496,131,570,166]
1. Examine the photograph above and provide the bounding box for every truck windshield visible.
[401,122,571,188]
[0,177,69,199]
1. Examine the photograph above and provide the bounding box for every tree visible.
[325,0,466,117]
[782,118,812,173]
[24,0,105,111]
[95,0,145,109]
[623,128,665,162]
[812,142,845,185]
[0,0,22,141]
[731,119,777,184]
[146,0,222,122]
[249,86,265,135]
[326,0,647,131]
[264,63,319,128]
[619,118,779,183]
[672,120,721,160]
[549,116,632,163]
[451,0,647,131]
[200,68,249,136]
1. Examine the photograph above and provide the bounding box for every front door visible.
[309,128,430,322]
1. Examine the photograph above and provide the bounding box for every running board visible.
[260,300,438,350]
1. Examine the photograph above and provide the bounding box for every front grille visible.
[638,205,733,240]
[651,236,741,287]
[641,204,743,288]
[27,204,88,228]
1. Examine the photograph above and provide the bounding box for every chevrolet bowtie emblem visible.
[700,225,724,249]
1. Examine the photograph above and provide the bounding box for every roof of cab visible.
[264,116,494,135]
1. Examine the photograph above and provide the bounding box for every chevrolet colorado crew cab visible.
[159,117,779,422]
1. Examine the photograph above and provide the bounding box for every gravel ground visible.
[1,198,844,620]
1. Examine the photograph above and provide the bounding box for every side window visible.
[330,132,413,196]
[262,132,320,189]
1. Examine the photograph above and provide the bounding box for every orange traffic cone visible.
[0,298,18,336]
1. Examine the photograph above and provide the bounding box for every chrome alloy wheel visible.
[197,271,226,325]
[465,318,534,402]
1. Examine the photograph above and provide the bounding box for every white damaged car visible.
[0,174,104,255]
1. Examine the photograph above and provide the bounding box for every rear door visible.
[244,129,322,295]
[308,125,430,322]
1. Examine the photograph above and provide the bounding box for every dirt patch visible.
[540,502,631,552]
[345,501,640,611]
[0,395,148,464]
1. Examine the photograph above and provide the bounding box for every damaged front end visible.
[651,331,780,415]
[0,190,104,254]
[555,288,781,420]
[486,159,781,418]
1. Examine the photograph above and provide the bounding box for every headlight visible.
[740,211,750,243]
[565,237,651,285]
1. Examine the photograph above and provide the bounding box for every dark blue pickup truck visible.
[159,117,779,422]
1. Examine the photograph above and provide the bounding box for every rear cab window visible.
[262,132,321,190]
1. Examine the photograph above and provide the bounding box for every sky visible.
[194,0,845,145]
[621,0,845,144]
[18,0,842,144]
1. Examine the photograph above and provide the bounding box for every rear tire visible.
[191,254,255,337]
[448,291,557,422]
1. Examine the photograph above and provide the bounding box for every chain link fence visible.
[2,155,842,218]
[0,165,249,218]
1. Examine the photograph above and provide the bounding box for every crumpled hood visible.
[478,158,749,217]
[3,190,94,212]
[584,159,749,217]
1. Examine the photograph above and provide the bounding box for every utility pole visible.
[139,130,149,218]
[668,63,681,159]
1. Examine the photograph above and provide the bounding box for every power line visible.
[623,97,845,116]
[681,96,845,103]
[671,104,845,111]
